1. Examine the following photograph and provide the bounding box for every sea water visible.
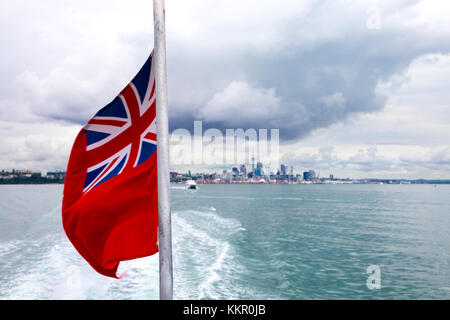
[0,184,450,299]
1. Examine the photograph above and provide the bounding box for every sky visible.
[0,0,450,179]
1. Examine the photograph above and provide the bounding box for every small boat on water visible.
[185,179,198,190]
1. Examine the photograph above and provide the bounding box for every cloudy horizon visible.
[1,0,450,179]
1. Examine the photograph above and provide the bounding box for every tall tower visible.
[251,154,255,173]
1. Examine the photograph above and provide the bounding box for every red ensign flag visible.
[62,52,159,278]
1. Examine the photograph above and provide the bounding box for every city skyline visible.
[167,162,450,184]
[4,162,450,185]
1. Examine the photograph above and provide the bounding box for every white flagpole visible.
[153,0,173,300]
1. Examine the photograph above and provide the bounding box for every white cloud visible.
[0,121,80,171]
[197,81,281,126]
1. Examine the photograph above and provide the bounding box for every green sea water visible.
[1,184,449,299]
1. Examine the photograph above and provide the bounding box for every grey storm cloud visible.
[165,1,450,141]
[1,0,450,143]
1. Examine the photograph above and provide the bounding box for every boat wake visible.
[172,207,245,299]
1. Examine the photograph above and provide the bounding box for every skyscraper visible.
[303,170,316,181]
[240,164,247,177]
[280,164,287,175]
[251,154,255,173]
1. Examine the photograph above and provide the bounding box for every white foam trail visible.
[0,240,20,256]
[1,235,160,300]
[1,188,249,300]
[172,208,244,300]
[198,242,230,299]
[170,186,185,190]
[185,210,243,238]
[173,214,221,249]
[195,195,256,200]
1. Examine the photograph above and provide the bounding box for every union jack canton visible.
[82,53,157,194]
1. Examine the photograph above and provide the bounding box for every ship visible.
[185,179,198,190]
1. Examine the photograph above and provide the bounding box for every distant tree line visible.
[0,172,65,184]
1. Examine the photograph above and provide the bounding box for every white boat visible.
[185,179,198,190]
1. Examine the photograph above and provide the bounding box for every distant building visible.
[251,155,255,173]
[251,162,262,176]
[303,170,316,181]
[280,164,287,175]
[240,164,247,177]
